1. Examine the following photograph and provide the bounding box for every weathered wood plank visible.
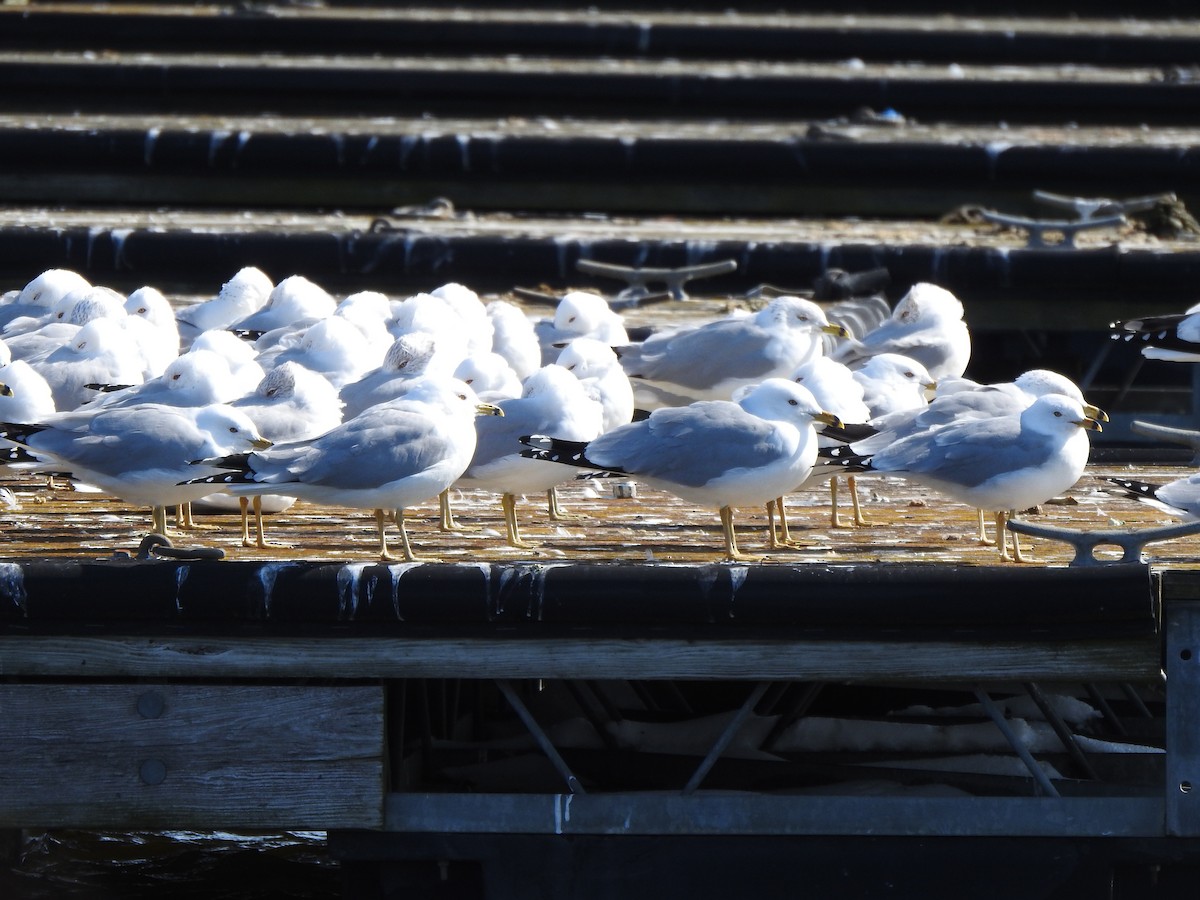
[380,792,1168,838]
[0,684,385,830]
[0,635,1161,682]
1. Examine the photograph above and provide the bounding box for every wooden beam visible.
[0,683,385,830]
[0,634,1161,682]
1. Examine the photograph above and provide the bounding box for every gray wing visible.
[250,409,455,490]
[588,401,785,488]
[1156,474,1200,516]
[620,319,774,388]
[872,415,1051,489]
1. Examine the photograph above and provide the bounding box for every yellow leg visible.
[240,497,252,546]
[767,496,803,549]
[439,488,466,532]
[719,505,757,562]
[977,508,995,546]
[995,511,1010,561]
[178,501,218,531]
[502,493,537,549]
[547,486,585,521]
[392,507,431,562]
[375,508,395,560]
[848,475,871,526]
[829,477,847,529]
[151,505,168,536]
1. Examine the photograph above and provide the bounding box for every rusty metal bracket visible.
[1006,517,1200,566]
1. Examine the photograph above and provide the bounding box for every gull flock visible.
[0,267,1123,563]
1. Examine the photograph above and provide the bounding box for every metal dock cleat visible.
[574,258,738,303]
[1007,516,1200,566]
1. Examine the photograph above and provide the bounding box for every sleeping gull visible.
[487,299,541,381]
[535,290,629,365]
[187,377,502,561]
[615,295,849,409]
[0,268,91,331]
[828,393,1102,562]
[521,378,841,560]
[175,266,273,347]
[830,282,971,380]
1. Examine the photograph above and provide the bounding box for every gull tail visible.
[519,434,625,474]
[0,420,49,444]
[1105,476,1161,501]
[817,444,874,473]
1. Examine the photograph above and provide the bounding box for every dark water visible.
[1,830,341,899]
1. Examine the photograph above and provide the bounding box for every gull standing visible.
[188,377,502,562]
[829,393,1102,562]
[458,365,604,549]
[522,378,841,560]
[0,402,272,537]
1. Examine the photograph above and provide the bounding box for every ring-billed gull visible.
[175,266,273,347]
[555,337,635,433]
[187,377,502,561]
[1,402,272,537]
[230,274,336,338]
[828,393,1102,562]
[535,291,629,365]
[0,339,56,421]
[30,317,147,411]
[0,269,91,331]
[854,368,1107,544]
[521,378,841,560]
[487,299,541,381]
[338,332,452,419]
[219,361,346,546]
[458,365,604,548]
[615,296,849,409]
[830,282,971,380]
[781,356,874,534]
[453,352,523,403]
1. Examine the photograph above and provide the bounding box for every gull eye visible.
[457,392,468,401]
[171,373,182,381]
[265,388,278,397]
[1053,411,1063,418]
[904,371,915,378]
[137,307,147,315]
[56,311,65,319]
[229,426,239,434]
[788,398,798,406]
[567,315,576,323]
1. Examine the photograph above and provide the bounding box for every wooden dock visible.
[2,459,1200,897]
[6,2,1200,896]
